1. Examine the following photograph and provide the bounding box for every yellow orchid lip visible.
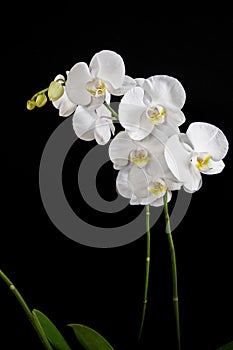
[196,155,211,171]
[130,149,149,168]
[86,79,106,97]
[146,105,166,125]
[148,182,167,196]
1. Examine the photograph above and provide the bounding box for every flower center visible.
[86,79,106,97]
[130,149,149,168]
[196,155,211,171]
[148,181,167,196]
[146,105,166,125]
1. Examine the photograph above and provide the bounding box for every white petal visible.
[66,62,92,105]
[201,159,225,174]
[165,134,202,192]
[119,87,149,139]
[94,118,111,145]
[85,94,105,111]
[165,178,182,191]
[120,86,146,107]
[72,106,95,141]
[54,74,65,82]
[165,106,186,127]
[116,168,132,199]
[150,190,172,207]
[135,78,146,87]
[107,75,136,96]
[142,124,178,157]
[96,101,111,118]
[128,166,150,198]
[53,90,76,117]
[183,168,202,193]
[186,122,229,161]
[143,75,186,109]
[109,131,135,168]
[89,50,125,89]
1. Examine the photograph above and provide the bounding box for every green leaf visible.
[217,341,233,350]
[68,324,115,350]
[32,309,72,350]
[32,311,54,350]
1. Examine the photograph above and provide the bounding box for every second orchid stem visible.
[103,101,119,119]
[138,204,150,340]
[163,192,181,350]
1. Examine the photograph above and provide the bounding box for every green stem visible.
[163,192,181,350]
[31,87,49,100]
[103,101,119,119]
[0,269,53,350]
[138,204,151,340]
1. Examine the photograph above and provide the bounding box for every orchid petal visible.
[107,75,136,96]
[72,106,95,141]
[165,106,186,127]
[165,134,202,192]
[89,50,125,89]
[66,62,92,105]
[143,124,179,157]
[94,118,112,145]
[128,166,150,198]
[135,78,146,87]
[119,87,150,139]
[143,75,186,109]
[109,131,135,169]
[85,94,106,111]
[116,168,132,199]
[186,122,229,161]
[150,190,172,207]
[52,91,76,117]
[201,159,225,174]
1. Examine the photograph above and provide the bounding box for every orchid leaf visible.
[68,323,114,350]
[217,341,233,350]
[32,309,72,350]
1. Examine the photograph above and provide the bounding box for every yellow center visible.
[86,79,106,97]
[146,105,166,125]
[196,155,211,171]
[130,149,149,168]
[148,182,167,196]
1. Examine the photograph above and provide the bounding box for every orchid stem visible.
[163,192,181,350]
[138,204,151,340]
[31,87,49,100]
[103,101,119,119]
[0,268,53,350]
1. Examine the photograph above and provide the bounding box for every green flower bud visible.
[35,93,47,107]
[48,81,64,101]
[27,100,36,110]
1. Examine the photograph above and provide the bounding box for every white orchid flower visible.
[72,93,115,145]
[109,126,181,206]
[119,75,186,141]
[65,50,135,110]
[52,74,76,117]
[164,122,229,193]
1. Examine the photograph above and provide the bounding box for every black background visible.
[0,11,233,350]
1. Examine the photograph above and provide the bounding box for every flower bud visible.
[27,100,36,110]
[35,93,47,107]
[48,81,64,101]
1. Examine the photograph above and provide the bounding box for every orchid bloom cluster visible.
[27,50,229,206]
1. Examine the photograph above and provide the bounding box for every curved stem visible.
[0,269,53,350]
[163,192,181,350]
[103,101,119,119]
[31,87,49,100]
[138,204,151,340]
